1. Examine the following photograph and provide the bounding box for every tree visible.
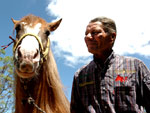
[0,49,14,113]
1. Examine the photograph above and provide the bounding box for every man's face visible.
[85,21,115,55]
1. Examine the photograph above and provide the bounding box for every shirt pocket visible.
[114,86,136,113]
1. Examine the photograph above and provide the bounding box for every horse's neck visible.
[23,80,39,97]
[15,77,41,113]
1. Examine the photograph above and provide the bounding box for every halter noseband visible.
[13,33,50,63]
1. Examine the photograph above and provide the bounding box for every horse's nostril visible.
[18,47,22,58]
[33,49,39,59]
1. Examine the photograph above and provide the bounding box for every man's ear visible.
[111,32,116,39]
[111,32,116,45]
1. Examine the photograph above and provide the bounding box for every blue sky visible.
[1,0,150,101]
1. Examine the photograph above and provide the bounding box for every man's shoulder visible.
[115,54,142,62]
[74,60,95,78]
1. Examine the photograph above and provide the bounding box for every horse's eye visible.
[15,24,21,33]
[45,30,50,36]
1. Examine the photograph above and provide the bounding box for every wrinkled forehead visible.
[86,21,103,30]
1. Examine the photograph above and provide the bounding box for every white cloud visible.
[46,0,150,66]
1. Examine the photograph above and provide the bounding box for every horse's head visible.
[12,14,62,78]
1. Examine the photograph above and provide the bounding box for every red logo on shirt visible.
[115,75,127,82]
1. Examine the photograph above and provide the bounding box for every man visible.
[70,16,150,113]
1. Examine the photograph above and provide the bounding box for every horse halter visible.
[13,33,50,63]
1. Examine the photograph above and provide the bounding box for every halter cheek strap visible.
[13,33,50,62]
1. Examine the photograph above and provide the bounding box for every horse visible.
[11,14,70,113]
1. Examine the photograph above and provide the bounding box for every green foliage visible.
[0,49,14,113]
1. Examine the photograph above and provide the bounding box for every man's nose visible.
[85,33,93,39]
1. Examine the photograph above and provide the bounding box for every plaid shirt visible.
[71,51,150,113]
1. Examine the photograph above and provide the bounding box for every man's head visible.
[90,17,117,36]
[85,16,117,56]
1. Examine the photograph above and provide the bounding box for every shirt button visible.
[105,106,107,109]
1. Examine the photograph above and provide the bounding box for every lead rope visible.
[1,36,15,49]
[27,97,46,113]
[20,78,46,113]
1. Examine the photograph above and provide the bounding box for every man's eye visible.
[91,31,100,36]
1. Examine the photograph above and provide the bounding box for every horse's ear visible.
[48,18,62,31]
[11,18,19,24]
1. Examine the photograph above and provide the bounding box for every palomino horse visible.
[11,14,70,113]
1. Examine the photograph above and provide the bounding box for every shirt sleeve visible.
[139,61,150,112]
[70,74,88,113]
